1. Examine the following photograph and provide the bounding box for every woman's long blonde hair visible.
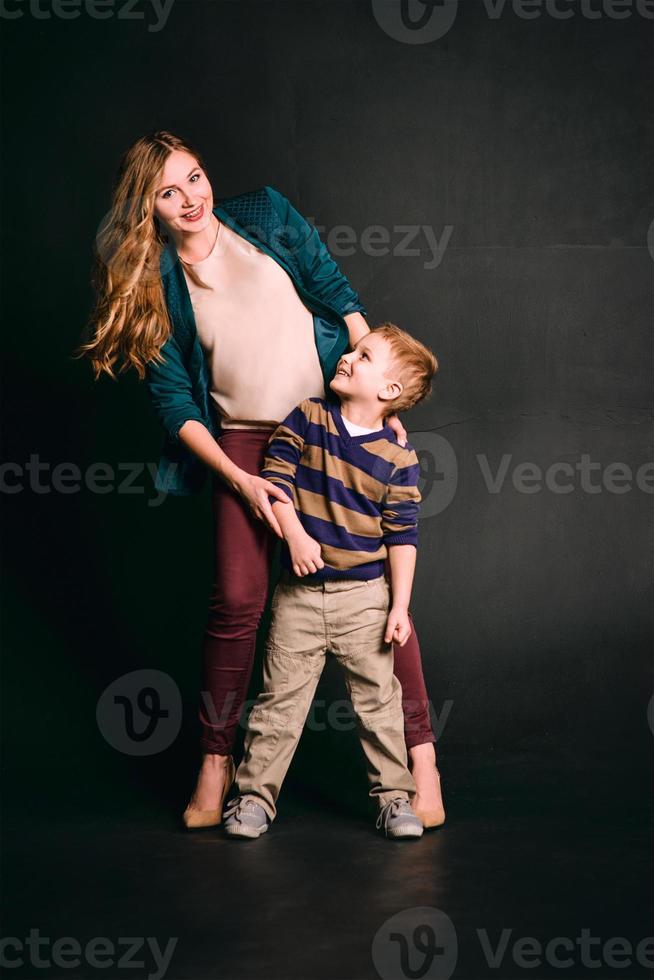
[74,131,210,381]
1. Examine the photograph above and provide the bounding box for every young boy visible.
[223,322,438,839]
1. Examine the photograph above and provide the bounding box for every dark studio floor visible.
[2,752,652,980]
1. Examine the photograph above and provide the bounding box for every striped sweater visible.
[261,397,421,582]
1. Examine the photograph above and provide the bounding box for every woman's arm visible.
[265,186,368,320]
[144,333,209,443]
[145,337,290,534]
[264,189,408,443]
[176,420,245,491]
[343,311,371,349]
[177,420,290,538]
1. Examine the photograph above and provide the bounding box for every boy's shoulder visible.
[296,396,331,420]
[291,399,419,468]
[279,397,327,425]
[273,397,331,437]
[380,430,420,478]
[383,427,417,453]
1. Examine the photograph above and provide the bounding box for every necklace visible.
[178,215,221,266]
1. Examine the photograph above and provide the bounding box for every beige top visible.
[182,219,326,431]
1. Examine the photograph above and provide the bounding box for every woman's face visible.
[153,149,214,237]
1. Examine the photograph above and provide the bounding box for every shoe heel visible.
[182,755,236,830]
[412,767,446,829]
[217,757,237,823]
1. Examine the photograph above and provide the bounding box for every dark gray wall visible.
[3,0,652,806]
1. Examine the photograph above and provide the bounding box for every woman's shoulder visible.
[215,185,300,227]
[214,185,294,244]
[215,184,284,212]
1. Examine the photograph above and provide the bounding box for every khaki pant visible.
[235,571,417,820]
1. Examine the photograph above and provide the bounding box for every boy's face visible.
[329,332,402,407]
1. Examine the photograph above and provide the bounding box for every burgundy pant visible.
[199,429,436,755]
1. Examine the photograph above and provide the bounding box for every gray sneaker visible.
[376,797,424,839]
[223,796,270,839]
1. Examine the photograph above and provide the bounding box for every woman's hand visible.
[386,413,407,447]
[231,472,291,538]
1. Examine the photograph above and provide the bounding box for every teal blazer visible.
[145,185,368,495]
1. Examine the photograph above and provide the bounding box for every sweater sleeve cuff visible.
[384,533,418,548]
[266,482,295,507]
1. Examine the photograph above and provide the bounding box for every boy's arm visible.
[383,544,417,647]
[272,499,325,577]
[270,493,306,543]
[381,449,421,645]
[260,401,325,575]
[260,401,310,505]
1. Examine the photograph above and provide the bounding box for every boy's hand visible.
[384,606,412,647]
[287,530,325,577]
[386,413,407,448]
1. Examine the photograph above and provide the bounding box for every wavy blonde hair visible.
[73,131,211,381]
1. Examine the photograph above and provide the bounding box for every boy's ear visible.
[379,380,403,403]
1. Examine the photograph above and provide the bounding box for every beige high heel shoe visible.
[412,766,446,829]
[182,756,236,830]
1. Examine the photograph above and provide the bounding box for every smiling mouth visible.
[336,368,350,377]
[182,205,204,221]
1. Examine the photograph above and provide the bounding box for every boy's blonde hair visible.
[371,322,439,417]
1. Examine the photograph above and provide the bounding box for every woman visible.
[76,131,445,829]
